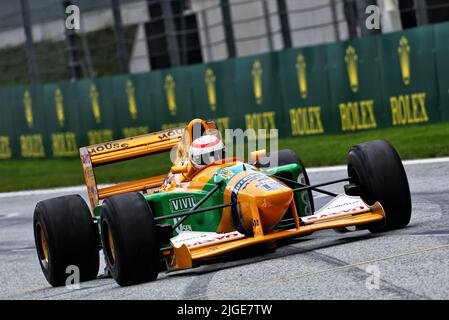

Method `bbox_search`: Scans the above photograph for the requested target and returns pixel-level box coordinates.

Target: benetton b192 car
[33,119,411,286]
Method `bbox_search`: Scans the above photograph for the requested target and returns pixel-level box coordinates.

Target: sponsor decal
[164,74,177,116]
[80,148,92,167]
[205,68,217,111]
[289,106,324,136]
[244,112,277,139]
[345,46,359,93]
[20,134,45,158]
[55,88,65,128]
[252,60,263,105]
[89,185,98,204]
[218,168,234,180]
[254,176,285,191]
[0,136,11,159]
[87,129,113,146]
[88,142,129,154]
[302,194,370,223]
[389,92,428,126]
[157,128,184,140]
[90,84,101,124]
[24,90,33,128]
[296,54,307,99]
[126,80,138,120]
[173,217,192,234]
[170,231,244,249]
[51,132,78,157]
[339,100,377,131]
[398,36,411,86]
[169,195,196,213]
[232,172,286,192]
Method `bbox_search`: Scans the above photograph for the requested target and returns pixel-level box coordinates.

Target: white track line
[1,157,449,198]
[0,185,111,199]
[308,156,449,173]
[307,165,346,173]
[0,212,21,218]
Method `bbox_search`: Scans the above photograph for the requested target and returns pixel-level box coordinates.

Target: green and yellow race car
[33,119,411,286]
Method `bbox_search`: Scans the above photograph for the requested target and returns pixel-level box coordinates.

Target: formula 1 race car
[33,119,412,286]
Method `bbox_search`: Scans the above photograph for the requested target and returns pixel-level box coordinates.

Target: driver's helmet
[189,135,225,169]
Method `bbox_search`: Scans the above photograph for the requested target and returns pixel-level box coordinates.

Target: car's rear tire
[33,195,100,287]
[346,140,411,232]
[100,192,159,286]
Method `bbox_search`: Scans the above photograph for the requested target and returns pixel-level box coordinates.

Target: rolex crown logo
[398,36,411,86]
[55,88,65,128]
[24,90,33,128]
[345,46,359,93]
[164,74,177,116]
[126,80,138,120]
[90,84,101,124]
[205,68,217,111]
[252,60,263,105]
[296,54,307,99]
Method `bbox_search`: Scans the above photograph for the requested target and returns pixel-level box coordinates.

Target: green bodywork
[93,162,311,236]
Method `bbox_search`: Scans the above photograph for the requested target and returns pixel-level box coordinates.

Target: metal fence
[0,0,448,86]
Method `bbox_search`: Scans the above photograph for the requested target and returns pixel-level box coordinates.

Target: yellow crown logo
[252,60,263,105]
[398,36,411,85]
[55,88,65,128]
[345,46,359,93]
[126,80,138,120]
[90,84,101,124]
[205,68,217,111]
[23,90,33,128]
[296,54,308,99]
[164,74,177,116]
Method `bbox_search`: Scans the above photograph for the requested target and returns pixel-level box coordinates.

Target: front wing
[167,194,386,270]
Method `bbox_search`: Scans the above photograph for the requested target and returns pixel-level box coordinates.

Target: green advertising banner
[190,60,239,140]
[0,87,14,159]
[157,66,197,131]
[110,74,151,139]
[434,22,449,122]
[132,72,165,134]
[0,22,448,159]
[379,25,440,127]
[278,45,332,136]
[233,53,282,139]
[11,85,49,158]
[76,78,117,147]
[42,82,83,157]
[327,36,386,133]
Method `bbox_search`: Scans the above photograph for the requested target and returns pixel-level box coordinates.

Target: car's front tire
[33,195,100,287]
[346,140,412,232]
[100,192,160,286]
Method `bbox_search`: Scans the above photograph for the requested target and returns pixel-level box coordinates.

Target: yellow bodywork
[78,118,387,272]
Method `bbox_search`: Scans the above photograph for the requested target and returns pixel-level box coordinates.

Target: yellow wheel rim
[108,229,116,261]
[40,228,48,262]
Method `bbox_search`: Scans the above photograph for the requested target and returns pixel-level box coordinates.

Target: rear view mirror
[171,164,188,174]
[249,149,267,163]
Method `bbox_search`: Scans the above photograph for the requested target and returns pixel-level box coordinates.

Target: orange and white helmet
[189,135,226,169]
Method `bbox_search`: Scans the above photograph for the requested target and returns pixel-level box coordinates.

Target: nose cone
[256,187,293,230]
[224,171,294,234]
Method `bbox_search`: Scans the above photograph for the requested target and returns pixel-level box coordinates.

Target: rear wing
[80,122,217,210]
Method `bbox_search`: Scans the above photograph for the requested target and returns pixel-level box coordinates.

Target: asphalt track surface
[1,158,449,300]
